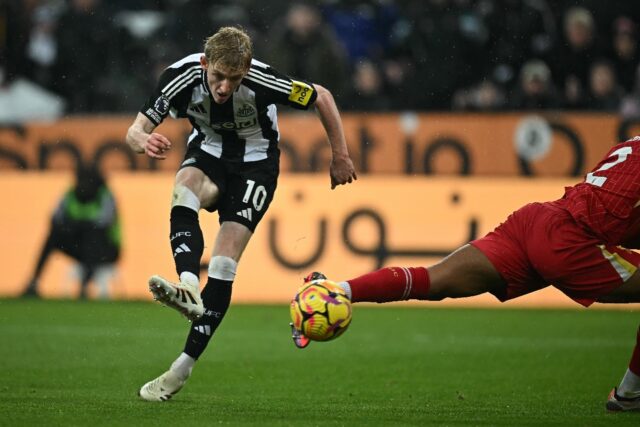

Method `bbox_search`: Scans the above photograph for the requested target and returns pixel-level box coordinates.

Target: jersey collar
[201,69,211,96]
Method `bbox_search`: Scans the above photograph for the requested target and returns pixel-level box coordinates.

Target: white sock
[170,352,195,381]
[618,368,640,398]
[338,281,352,300]
[179,272,200,290]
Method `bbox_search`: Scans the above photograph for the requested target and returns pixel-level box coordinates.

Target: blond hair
[204,26,253,72]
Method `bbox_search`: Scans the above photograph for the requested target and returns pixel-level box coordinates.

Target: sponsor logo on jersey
[211,118,258,130]
[154,95,170,115]
[289,80,313,106]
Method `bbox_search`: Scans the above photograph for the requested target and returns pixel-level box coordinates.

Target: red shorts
[471,202,640,306]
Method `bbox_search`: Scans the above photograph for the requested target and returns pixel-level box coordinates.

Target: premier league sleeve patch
[154,95,171,116]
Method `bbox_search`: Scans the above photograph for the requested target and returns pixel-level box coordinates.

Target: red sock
[629,326,640,376]
[347,266,430,303]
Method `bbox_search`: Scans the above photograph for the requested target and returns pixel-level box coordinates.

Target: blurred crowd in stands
[2,0,640,119]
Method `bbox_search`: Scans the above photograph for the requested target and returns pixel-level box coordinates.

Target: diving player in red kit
[300,136,640,411]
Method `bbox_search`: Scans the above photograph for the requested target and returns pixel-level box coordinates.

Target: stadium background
[2,0,640,306]
[4,2,640,426]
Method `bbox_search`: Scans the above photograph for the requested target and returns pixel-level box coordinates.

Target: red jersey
[557,136,640,248]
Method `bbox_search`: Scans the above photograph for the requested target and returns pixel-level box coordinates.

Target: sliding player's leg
[598,269,640,411]
[338,244,505,303]
[336,203,554,304]
[292,244,507,349]
[607,325,640,411]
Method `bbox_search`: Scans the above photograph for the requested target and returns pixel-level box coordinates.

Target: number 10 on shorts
[242,179,267,211]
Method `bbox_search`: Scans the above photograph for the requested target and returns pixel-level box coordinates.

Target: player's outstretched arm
[126,113,172,160]
[313,84,357,189]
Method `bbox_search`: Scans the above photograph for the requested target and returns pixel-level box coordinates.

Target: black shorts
[179,146,279,232]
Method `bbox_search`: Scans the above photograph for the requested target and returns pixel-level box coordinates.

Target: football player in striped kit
[126,26,356,401]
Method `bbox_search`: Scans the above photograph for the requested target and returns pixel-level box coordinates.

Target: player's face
[201,56,247,104]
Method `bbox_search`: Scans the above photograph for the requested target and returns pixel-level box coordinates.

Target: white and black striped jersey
[141,54,318,163]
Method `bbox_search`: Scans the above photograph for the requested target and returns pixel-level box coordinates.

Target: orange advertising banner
[3,172,639,309]
[1,113,640,176]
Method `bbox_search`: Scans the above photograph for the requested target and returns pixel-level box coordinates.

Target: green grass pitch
[1,299,639,426]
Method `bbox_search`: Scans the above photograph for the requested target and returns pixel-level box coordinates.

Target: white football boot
[148,275,204,321]
[138,370,186,402]
[607,387,640,411]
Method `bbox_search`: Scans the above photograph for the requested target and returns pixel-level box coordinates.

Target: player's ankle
[618,368,640,397]
[338,281,352,300]
[180,272,200,290]
[617,387,640,399]
[170,352,195,381]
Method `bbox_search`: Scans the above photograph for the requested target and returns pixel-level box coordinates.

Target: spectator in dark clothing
[553,0,640,40]
[343,59,390,111]
[52,0,119,112]
[0,0,32,84]
[25,3,62,90]
[552,7,606,109]
[586,59,625,111]
[378,54,424,111]
[620,65,640,118]
[397,0,482,109]
[510,59,561,110]
[22,166,121,299]
[264,2,349,101]
[164,0,257,54]
[162,0,217,53]
[452,79,507,111]
[608,16,639,93]
[483,0,556,88]
[321,0,399,63]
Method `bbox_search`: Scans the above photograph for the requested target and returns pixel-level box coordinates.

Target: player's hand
[330,156,357,189]
[143,133,172,159]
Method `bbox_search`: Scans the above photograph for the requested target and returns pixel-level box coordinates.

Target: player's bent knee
[208,256,237,281]
[427,267,462,300]
[175,169,220,209]
[172,184,200,211]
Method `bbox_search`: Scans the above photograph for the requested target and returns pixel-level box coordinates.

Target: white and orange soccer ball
[290,278,352,342]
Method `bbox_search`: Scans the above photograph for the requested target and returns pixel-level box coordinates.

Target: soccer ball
[290,279,352,342]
